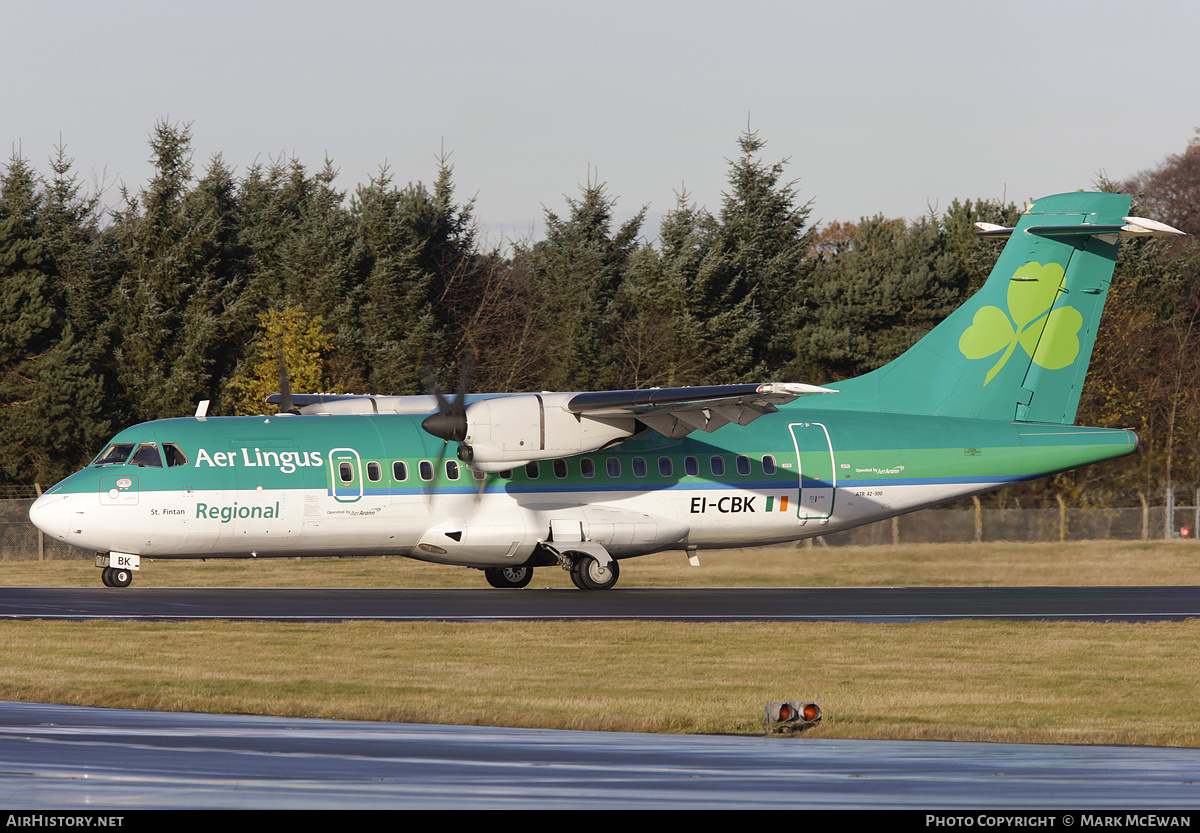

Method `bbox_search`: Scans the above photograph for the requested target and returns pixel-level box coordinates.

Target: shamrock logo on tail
[958,261,1082,386]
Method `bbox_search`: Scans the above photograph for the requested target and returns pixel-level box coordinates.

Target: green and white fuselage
[28,191,1175,588]
[33,409,1135,560]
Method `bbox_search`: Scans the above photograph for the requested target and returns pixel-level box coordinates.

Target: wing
[265,393,496,415]
[566,382,835,438]
[269,383,836,472]
[452,382,836,472]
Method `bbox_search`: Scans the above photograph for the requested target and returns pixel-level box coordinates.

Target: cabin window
[525,461,540,479]
[393,461,408,481]
[94,443,134,466]
[367,462,382,482]
[131,444,163,468]
[499,469,513,479]
[162,443,189,467]
[580,457,595,478]
[710,456,725,476]
[446,460,460,480]
[658,456,673,477]
[472,468,485,481]
[553,458,568,479]
[419,461,434,481]
[339,461,354,482]
[736,455,751,476]
[632,457,647,477]
[606,457,621,477]
[762,455,777,475]
[684,456,698,476]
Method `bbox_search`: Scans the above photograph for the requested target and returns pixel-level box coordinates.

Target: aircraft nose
[29,491,69,537]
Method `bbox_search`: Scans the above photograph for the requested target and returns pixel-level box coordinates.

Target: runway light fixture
[764,700,821,733]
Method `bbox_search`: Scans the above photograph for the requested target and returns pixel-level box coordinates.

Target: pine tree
[797,200,1012,383]
[698,129,815,378]
[108,121,245,419]
[0,154,110,484]
[515,179,645,390]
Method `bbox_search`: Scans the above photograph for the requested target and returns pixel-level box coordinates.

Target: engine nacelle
[460,393,635,473]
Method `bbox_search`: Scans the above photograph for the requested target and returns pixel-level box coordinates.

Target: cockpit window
[93,441,187,468]
[131,443,163,468]
[94,443,135,466]
[162,443,189,467]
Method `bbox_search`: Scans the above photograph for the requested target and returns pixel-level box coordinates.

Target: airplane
[28,191,1185,589]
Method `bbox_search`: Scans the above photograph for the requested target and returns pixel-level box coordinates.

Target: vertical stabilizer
[831,191,1132,424]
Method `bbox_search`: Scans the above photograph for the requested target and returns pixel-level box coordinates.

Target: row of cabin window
[346,455,780,484]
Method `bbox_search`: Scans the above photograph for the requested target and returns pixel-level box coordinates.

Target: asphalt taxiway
[1,585,1198,622]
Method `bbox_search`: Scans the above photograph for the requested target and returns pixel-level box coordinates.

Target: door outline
[328,447,364,503]
[788,422,836,524]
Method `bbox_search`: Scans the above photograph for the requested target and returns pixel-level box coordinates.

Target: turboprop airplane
[28,191,1184,589]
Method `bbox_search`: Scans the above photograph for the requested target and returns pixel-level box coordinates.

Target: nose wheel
[101,567,132,588]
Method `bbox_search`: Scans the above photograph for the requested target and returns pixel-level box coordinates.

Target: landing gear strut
[484,566,533,589]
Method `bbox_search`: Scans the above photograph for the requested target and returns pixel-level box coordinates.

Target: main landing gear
[569,553,619,591]
[100,567,132,587]
[484,565,533,589]
[481,551,621,590]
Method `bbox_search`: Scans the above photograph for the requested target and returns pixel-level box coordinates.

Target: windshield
[131,443,163,468]
[93,443,135,466]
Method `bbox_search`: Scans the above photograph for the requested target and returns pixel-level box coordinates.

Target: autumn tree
[225,304,334,414]
[1124,129,1200,237]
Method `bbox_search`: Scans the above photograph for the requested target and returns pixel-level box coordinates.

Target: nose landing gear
[100,567,132,587]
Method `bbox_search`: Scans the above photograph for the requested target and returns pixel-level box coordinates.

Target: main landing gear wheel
[101,567,132,588]
[569,555,619,591]
[484,566,533,589]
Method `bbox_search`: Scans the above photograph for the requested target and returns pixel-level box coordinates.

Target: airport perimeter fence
[4,486,1200,561]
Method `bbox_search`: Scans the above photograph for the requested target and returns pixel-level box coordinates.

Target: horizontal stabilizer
[974,216,1185,242]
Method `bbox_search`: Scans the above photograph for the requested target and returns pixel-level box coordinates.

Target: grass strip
[8,539,1200,588]
[2,618,1197,746]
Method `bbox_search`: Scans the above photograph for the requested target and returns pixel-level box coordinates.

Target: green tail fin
[832,191,1132,424]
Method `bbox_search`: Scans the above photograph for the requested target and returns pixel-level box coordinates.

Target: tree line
[2,120,1197,504]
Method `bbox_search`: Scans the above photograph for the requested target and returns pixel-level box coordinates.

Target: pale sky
[5,0,1198,247]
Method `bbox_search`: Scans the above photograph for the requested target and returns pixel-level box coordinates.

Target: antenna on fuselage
[195,400,210,420]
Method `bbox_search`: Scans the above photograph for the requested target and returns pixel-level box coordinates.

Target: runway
[1,585,1198,622]
[3,700,1199,809]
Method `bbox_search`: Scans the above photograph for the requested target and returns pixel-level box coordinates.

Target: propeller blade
[420,350,478,505]
[277,347,298,414]
[424,442,451,508]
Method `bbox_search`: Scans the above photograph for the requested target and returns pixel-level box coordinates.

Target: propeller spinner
[418,355,484,503]
[420,355,474,445]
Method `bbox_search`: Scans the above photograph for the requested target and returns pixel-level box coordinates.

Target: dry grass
[10,538,1200,588]
[1,618,1196,745]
